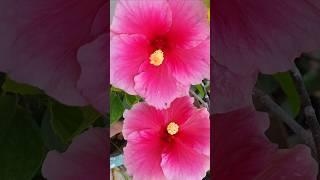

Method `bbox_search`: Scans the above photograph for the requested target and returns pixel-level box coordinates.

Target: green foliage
[194,84,205,98]
[273,72,301,117]
[0,95,45,180]
[110,87,141,125]
[125,93,139,106]
[2,77,42,95]
[49,102,100,144]
[304,70,320,92]
[110,91,125,124]
[41,109,67,152]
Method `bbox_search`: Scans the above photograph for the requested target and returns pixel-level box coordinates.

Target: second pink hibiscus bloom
[123,96,210,180]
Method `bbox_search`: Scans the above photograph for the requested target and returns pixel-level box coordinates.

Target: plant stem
[189,89,208,110]
[290,65,320,163]
[253,88,317,158]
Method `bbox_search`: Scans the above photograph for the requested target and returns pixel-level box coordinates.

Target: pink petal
[90,2,108,37]
[122,102,165,139]
[0,0,106,106]
[77,34,107,114]
[161,139,209,180]
[168,40,210,85]
[134,62,189,109]
[111,0,172,39]
[213,108,276,179]
[212,59,257,113]
[164,96,195,125]
[42,128,107,180]
[166,0,209,49]
[257,145,318,180]
[179,108,210,156]
[213,0,320,75]
[124,131,166,180]
[213,108,318,179]
[110,34,151,95]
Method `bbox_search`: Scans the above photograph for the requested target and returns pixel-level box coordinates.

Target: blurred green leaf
[2,77,42,95]
[304,71,320,92]
[0,95,45,180]
[110,91,125,124]
[273,72,301,117]
[256,74,279,94]
[41,109,66,151]
[49,102,99,144]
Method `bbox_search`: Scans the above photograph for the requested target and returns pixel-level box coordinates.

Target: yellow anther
[150,49,164,66]
[167,122,179,135]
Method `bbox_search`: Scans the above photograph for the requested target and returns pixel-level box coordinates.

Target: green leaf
[195,84,205,98]
[2,77,42,95]
[273,72,301,117]
[41,109,66,151]
[0,95,45,180]
[49,102,99,144]
[256,74,279,94]
[124,93,139,106]
[110,91,125,124]
[111,86,122,92]
[303,71,320,92]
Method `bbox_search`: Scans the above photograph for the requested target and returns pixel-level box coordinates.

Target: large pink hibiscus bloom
[42,128,107,180]
[213,0,320,75]
[123,96,210,180]
[212,0,320,113]
[111,0,209,109]
[0,0,108,113]
[213,107,318,179]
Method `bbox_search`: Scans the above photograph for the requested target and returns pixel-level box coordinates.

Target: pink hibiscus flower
[213,0,320,75]
[123,96,210,180]
[42,128,107,180]
[213,107,318,179]
[111,0,210,108]
[0,0,108,113]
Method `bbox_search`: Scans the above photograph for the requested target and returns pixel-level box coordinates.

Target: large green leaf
[41,109,66,152]
[2,77,42,95]
[110,91,125,124]
[273,72,301,117]
[0,95,44,180]
[49,102,100,144]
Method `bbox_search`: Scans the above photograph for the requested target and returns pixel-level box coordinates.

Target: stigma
[150,49,164,66]
[167,122,179,135]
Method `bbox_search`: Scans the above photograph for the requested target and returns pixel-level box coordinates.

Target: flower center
[167,122,179,135]
[150,49,164,66]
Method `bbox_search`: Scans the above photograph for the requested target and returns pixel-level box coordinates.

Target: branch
[290,65,320,161]
[201,80,210,108]
[189,89,209,110]
[253,88,317,158]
